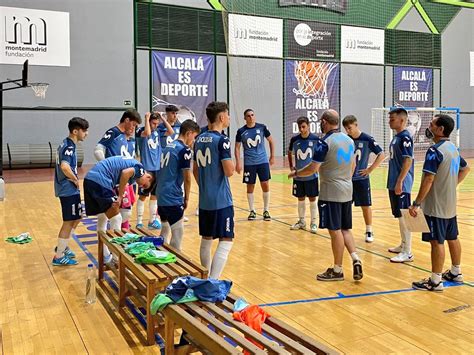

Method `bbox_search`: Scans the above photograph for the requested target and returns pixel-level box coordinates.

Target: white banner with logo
[0,6,70,66]
[228,14,283,58]
[341,26,384,65]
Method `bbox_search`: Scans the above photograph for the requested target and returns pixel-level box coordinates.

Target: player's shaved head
[321,109,339,126]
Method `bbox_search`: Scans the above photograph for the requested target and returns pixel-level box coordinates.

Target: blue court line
[75,233,97,239]
[258,282,468,308]
[72,233,165,349]
[81,240,98,246]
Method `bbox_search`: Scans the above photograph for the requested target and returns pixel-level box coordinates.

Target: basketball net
[30,83,49,99]
[293,61,338,99]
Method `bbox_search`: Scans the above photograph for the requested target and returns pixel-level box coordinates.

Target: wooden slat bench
[97,228,207,345]
[162,293,339,355]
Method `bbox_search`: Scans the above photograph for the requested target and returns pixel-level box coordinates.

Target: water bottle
[0,177,5,201]
[85,264,97,304]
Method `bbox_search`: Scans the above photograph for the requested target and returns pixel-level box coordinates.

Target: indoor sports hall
[1,1,473,354]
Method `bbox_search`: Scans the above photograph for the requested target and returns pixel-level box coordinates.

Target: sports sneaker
[195,208,199,216]
[316,268,344,281]
[183,216,189,222]
[136,223,144,228]
[148,219,162,230]
[365,232,374,243]
[52,255,78,266]
[390,252,414,263]
[353,260,363,281]
[248,210,257,221]
[263,211,271,221]
[388,244,403,253]
[412,278,443,292]
[310,223,318,234]
[104,253,113,265]
[442,270,463,282]
[290,220,306,230]
[55,246,76,259]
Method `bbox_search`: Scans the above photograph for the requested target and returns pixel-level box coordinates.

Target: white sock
[431,272,442,284]
[263,191,270,212]
[310,201,317,223]
[350,252,360,262]
[200,238,213,271]
[97,213,108,232]
[451,265,461,275]
[120,208,131,224]
[136,199,145,224]
[56,238,69,258]
[333,264,343,273]
[149,199,158,222]
[209,241,233,279]
[298,200,305,220]
[366,225,373,233]
[398,217,412,253]
[247,193,254,212]
[109,214,123,230]
[161,221,171,244]
[170,220,184,251]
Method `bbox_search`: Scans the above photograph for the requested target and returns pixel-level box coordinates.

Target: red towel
[233,305,270,354]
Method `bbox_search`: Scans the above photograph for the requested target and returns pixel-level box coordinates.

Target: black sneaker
[248,210,257,220]
[412,278,443,292]
[263,211,271,221]
[353,260,363,281]
[442,270,463,282]
[316,268,344,281]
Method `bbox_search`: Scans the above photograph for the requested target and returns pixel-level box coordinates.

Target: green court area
[272,165,474,192]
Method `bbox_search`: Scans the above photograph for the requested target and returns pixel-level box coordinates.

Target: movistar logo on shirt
[246,135,261,148]
[120,145,133,159]
[403,141,412,148]
[296,147,312,160]
[450,157,460,176]
[223,141,231,150]
[161,151,170,168]
[103,133,111,140]
[184,151,192,160]
[196,148,212,167]
[147,137,159,150]
[336,146,353,165]
[64,149,73,156]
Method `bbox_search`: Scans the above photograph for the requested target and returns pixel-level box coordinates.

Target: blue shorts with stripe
[243,163,271,184]
[422,215,458,244]
[388,190,411,218]
[292,178,319,198]
[199,206,234,239]
[318,200,352,231]
[352,179,371,207]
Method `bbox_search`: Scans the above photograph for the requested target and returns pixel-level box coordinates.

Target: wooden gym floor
[0,161,473,354]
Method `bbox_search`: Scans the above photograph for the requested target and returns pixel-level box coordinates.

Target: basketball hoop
[30,83,49,99]
[293,61,338,99]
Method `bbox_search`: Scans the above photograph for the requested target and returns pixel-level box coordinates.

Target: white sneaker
[365,232,374,243]
[310,223,317,234]
[195,208,199,216]
[388,244,402,253]
[290,220,306,230]
[183,216,189,222]
[390,252,414,263]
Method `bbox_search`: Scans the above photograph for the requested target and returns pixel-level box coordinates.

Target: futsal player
[158,105,181,149]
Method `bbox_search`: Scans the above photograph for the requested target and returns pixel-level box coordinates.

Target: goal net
[371,107,460,163]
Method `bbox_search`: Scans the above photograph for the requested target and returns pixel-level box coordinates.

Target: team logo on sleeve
[403,140,412,148]
[196,148,212,167]
[64,149,74,156]
[246,135,261,148]
[183,151,192,160]
[222,141,231,150]
[296,148,312,160]
[103,133,112,140]
[138,167,145,177]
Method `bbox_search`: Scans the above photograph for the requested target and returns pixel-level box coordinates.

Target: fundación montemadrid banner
[393,66,433,107]
[0,6,70,66]
[152,51,215,127]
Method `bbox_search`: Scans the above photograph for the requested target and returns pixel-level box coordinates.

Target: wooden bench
[162,293,338,354]
[97,228,207,345]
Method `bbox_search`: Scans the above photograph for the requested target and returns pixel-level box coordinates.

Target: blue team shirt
[54,137,79,197]
[200,126,226,136]
[194,131,233,210]
[85,157,145,190]
[423,141,467,175]
[351,132,383,181]
[97,126,128,158]
[156,140,192,206]
[126,137,136,159]
[289,133,321,181]
[387,130,414,193]
[136,127,161,171]
[158,122,181,149]
[235,123,271,166]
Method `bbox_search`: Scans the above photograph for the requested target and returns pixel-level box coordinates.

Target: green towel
[124,242,155,256]
[150,290,198,314]
[110,232,141,245]
[135,249,177,264]
[5,233,32,244]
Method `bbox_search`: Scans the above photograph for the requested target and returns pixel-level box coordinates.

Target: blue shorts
[389,190,411,218]
[353,179,371,207]
[83,179,117,216]
[318,200,352,231]
[138,170,158,196]
[292,178,319,198]
[158,205,184,226]
[59,194,82,221]
[243,163,271,184]
[199,206,234,239]
[422,215,458,244]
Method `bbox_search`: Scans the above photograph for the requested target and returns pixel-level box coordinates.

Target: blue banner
[394,66,433,107]
[152,51,215,127]
[284,60,340,145]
